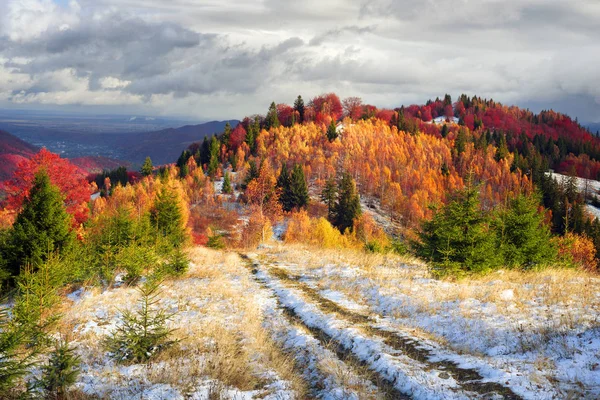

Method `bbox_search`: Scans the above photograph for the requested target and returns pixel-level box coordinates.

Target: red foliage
[229,124,247,151]
[276,104,296,127]
[3,149,91,225]
[310,93,343,122]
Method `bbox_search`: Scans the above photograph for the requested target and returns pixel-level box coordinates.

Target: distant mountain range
[117,120,238,164]
[0,130,37,183]
[0,119,238,187]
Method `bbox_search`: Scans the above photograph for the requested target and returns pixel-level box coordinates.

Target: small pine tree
[440,124,449,138]
[327,119,338,142]
[334,173,361,233]
[104,278,177,363]
[6,170,75,278]
[276,163,292,211]
[265,102,280,130]
[161,247,189,276]
[0,299,37,397]
[321,177,337,222]
[242,160,259,190]
[289,164,309,210]
[222,172,233,194]
[415,186,500,277]
[294,95,305,123]
[207,136,220,179]
[34,339,81,399]
[140,156,153,177]
[495,193,556,267]
[151,186,186,247]
[455,128,467,155]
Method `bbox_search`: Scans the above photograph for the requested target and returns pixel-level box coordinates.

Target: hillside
[0,130,38,184]
[119,120,239,165]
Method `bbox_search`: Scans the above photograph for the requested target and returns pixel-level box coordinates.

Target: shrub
[160,247,189,277]
[104,278,177,363]
[207,234,226,250]
[33,339,80,399]
[557,233,597,271]
[115,243,158,285]
[0,301,37,397]
[415,186,500,277]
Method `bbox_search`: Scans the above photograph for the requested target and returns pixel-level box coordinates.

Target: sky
[0,0,599,122]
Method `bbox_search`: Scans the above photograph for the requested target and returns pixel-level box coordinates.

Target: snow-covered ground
[256,244,600,399]
[61,247,390,399]
[39,243,600,398]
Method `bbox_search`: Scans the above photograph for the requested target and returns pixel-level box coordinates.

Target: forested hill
[120,120,239,165]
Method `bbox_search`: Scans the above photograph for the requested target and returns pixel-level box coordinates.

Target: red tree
[229,124,247,151]
[3,149,91,225]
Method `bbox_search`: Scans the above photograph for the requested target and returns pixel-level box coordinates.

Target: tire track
[240,253,405,399]
[254,254,523,400]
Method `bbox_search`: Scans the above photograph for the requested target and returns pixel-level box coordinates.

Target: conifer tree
[276,163,292,211]
[415,185,499,276]
[176,150,191,178]
[222,122,232,145]
[6,170,74,278]
[321,177,337,222]
[494,193,556,267]
[455,127,467,155]
[242,159,259,190]
[440,124,449,138]
[294,95,305,123]
[207,136,220,178]
[265,102,280,130]
[334,173,361,233]
[140,156,153,177]
[327,119,338,142]
[222,171,233,194]
[151,186,186,247]
[289,164,309,210]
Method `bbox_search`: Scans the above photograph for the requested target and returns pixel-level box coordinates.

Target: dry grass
[60,246,309,398]
[261,243,600,357]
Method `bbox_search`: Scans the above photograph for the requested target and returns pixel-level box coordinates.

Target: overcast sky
[1,0,599,122]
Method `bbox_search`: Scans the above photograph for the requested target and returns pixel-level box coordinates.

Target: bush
[207,234,226,250]
[115,242,158,285]
[104,278,177,363]
[33,339,80,399]
[415,186,500,277]
[0,301,37,398]
[160,247,189,277]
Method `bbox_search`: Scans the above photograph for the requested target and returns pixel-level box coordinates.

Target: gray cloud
[0,0,599,122]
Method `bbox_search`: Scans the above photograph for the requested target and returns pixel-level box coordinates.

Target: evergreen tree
[294,95,305,123]
[140,156,153,177]
[289,164,309,210]
[104,279,177,363]
[321,177,337,222]
[415,185,500,277]
[440,124,449,138]
[222,122,232,145]
[265,102,280,130]
[35,339,81,399]
[455,127,467,155]
[176,150,191,178]
[494,193,556,267]
[242,159,259,190]
[276,163,292,211]
[5,170,74,278]
[327,119,338,142]
[495,134,509,161]
[222,171,233,194]
[151,186,186,247]
[334,173,361,233]
[207,136,220,178]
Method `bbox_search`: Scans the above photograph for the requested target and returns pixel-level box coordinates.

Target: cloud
[0,0,599,121]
